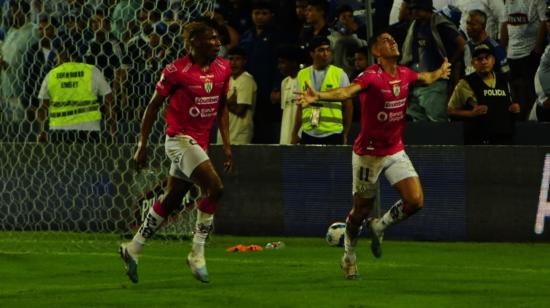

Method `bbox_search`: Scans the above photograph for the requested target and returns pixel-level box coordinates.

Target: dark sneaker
[368,218,384,258]
[119,243,139,283]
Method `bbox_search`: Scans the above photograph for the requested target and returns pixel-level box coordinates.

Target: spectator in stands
[292,36,353,145]
[388,0,413,52]
[36,41,115,143]
[390,0,454,25]
[294,0,309,35]
[212,9,240,58]
[277,45,303,144]
[448,44,520,144]
[22,14,60,121]
[350,46,370,122]
[500,0,547,120]
[120,8,156,121]
[328,5,367,77]
[400,0,465,122]
[238,0,283,144]
[299,0,331,50]
[219,0,252,34]
[529,14,550,122]
[59,9,90,58]
[352,46,369,77]
[110,0,141,42]
[463,9,509,77]
[453,0,506,41]
[217,47,257,144]
[0,1,36,123]
[84,7,123,83]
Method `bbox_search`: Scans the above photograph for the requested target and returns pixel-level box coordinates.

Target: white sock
[130,207,165,255]
[344,218,362,256]
[379,200,406,231]
[191,210,214,259]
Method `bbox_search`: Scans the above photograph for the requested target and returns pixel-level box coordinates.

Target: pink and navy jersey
[156,55,231,150]
[352,64,418,156]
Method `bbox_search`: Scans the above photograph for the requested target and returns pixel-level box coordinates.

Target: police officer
[37,41,115,143]
[448,44,521,144]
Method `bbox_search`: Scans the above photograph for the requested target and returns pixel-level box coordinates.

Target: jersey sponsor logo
[483,89,507,97]
[377,111,388,122]
[189,106,216,118]
[507,13,528,26]
[189,106,201,117]
[388,111,404,122]
[384,98,406,109]
[195,96,219,105]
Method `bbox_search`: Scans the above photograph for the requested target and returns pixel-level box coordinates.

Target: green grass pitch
[1,232,549,307]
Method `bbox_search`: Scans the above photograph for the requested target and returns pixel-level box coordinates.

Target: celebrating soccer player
[297,32,450,280]
[119,21,232,284]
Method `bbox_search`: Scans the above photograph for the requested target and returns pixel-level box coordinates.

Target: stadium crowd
[0,0,549,145]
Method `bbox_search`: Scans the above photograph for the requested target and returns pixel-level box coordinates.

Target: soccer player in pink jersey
[119,21,232,284]
[297,32,451,280]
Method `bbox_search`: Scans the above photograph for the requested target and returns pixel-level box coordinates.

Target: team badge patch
[204,80,213,93]
[392,84,400,97]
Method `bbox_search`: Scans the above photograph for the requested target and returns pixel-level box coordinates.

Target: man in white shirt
[454,0,506,40]
[500,0,547,119]
[217,47,257,144]
[276,45,303,144]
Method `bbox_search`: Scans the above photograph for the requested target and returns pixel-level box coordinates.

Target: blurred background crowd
[0,0,549,145]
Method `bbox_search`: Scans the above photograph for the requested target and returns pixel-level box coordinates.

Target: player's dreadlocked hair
[183,21,214,50]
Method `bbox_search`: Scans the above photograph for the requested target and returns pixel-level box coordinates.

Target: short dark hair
[336,5,353,17]
[308,36,331,52]
[58,41,80,61]
[367,31,388,53]
[307,0,327,15]
[227,46,247,58]
[252,0,273,12]
[354,46,369,57]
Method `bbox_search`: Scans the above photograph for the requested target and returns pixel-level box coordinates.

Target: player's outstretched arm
[417,57,451,85]
[296,81,361,107]
[134,91,165,170]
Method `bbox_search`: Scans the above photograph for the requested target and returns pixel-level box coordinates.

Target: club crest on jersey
[392,84,400,96]
[204,80,213,93]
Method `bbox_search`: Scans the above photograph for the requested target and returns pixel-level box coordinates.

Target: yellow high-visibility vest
[297,65,344,134]
[47,62,101,129]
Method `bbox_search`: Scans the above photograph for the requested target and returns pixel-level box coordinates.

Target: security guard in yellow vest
[292,36,353,145]
[37,42,115,143]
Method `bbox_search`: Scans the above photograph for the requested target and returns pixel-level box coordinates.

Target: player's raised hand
[295,81,319,107]
[440,57,451,80]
